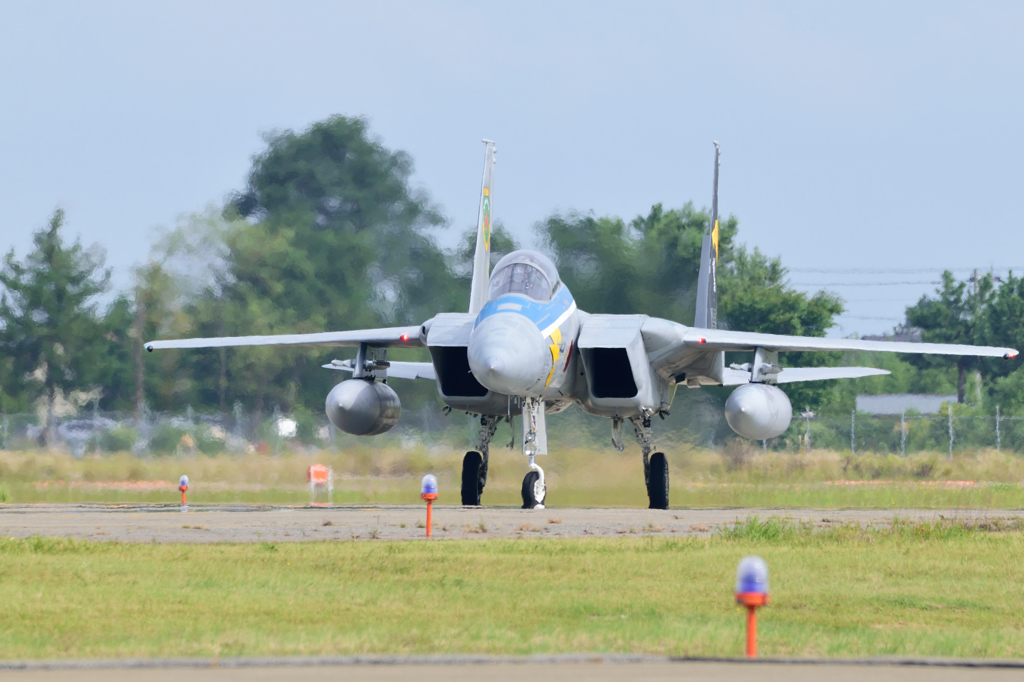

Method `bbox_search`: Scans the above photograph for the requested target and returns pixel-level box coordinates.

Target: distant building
[856,394,957,415]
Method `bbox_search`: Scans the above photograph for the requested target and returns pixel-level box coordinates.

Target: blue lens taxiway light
[735,555,769,594]
[179,475,189,488]
[421,474,438,496]
[735,555,769,658]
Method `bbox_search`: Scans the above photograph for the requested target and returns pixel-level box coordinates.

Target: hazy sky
[2,1,1022,336]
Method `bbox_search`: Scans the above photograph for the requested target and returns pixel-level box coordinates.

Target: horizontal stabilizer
[322,360,436,381]
[145,326,423,352]
[722,366,890,386]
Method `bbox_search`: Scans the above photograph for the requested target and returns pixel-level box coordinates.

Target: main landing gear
[461,416,502,506]
[618,415,669,510]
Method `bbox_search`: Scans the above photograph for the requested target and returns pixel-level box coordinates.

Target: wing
[683,328,1018,359]
[721,366,891,386]
[322,360,437,381]
[144,326,424,352]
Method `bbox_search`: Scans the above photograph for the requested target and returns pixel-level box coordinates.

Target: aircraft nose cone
[484,355,505,377]
[468,313,550,396]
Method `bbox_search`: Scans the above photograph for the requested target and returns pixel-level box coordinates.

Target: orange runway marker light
[421,474,438,538]
[735,556,770,659]
[307,464,333,507]
[178,475,189,512]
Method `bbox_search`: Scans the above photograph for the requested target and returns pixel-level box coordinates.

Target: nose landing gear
[520,397,548,509]
[521,455,546,509]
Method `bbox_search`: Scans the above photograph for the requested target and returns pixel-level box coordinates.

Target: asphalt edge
[2,654,1024,670]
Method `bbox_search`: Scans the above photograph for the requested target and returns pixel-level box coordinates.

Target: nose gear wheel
[521,470,546,509]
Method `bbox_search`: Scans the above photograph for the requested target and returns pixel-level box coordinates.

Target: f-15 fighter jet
[146,141,1018,510]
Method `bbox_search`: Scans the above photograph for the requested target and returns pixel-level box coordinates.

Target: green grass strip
[1,521,1024,660]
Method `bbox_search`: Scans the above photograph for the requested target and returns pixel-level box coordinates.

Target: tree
[905,271,994,403]
[537,202,738,322]
[227,115,449,328]
[168,116,457,418]
[537,204,844,411]
[979,271,1024,412]
[0,209,111,443]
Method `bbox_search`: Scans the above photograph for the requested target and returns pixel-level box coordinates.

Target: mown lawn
[1,519,1023,660]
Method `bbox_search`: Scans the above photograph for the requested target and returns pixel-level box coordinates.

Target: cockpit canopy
[488,250,560,302]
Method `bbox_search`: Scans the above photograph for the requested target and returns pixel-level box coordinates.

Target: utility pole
[850,410,856,455]
[996,405,1001,452]
[901,411,906,457]
[948,405,954,461]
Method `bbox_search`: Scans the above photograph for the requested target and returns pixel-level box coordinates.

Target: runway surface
[1,503,1021,543]
[2,656,1024,682]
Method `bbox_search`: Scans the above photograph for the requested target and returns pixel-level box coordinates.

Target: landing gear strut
[461,415,501,506]
[520,398,548,509]
[631,415,669,509]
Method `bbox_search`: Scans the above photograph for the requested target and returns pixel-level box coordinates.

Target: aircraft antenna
[711,141,720,238]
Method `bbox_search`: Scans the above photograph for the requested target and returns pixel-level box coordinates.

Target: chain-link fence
[2,402,1021,458]
[0,403,345,457]
[776,408,1024,457]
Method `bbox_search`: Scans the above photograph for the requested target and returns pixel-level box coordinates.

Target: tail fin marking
[694,141,721,329]
[468,139,497,315]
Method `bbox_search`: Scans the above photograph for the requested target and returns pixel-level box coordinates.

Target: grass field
[0,518,1023,660]
[4,445,1024,508]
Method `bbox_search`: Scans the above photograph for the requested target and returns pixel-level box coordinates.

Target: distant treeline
[2,115,1022,443]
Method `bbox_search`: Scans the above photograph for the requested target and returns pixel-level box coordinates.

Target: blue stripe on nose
[475,286,575,333]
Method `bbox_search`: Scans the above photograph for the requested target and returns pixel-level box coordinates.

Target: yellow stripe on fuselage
[545,327,562,387]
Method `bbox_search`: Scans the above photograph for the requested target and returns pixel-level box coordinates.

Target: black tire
[461,451,483,506]
[647,452,669,510]
[521,471,545,509]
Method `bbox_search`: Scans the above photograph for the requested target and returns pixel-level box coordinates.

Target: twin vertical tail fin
[694,141,721,329]
[468,139,497,315]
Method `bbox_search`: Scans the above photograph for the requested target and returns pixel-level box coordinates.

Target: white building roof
[856,394,958,415]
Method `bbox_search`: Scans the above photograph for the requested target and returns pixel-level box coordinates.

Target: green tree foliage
[537,205,845,413]
[228,115,449,326]
[905,271,994,403]
[980,272,1024,412]
[538,202,738,323]
[0,210,111,438]
[178,116,454,419]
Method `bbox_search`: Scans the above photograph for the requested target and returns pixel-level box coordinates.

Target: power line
[789,266,1024,274]
[791,281,941,287]
[842,315,905,321]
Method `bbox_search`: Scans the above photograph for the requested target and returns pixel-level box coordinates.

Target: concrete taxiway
[0,503,1020,543]
[2,656,1024,682]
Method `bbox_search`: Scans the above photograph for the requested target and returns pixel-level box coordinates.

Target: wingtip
[1005,350,1019,360]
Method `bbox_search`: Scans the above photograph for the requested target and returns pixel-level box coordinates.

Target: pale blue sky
[2,1,1022,335]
